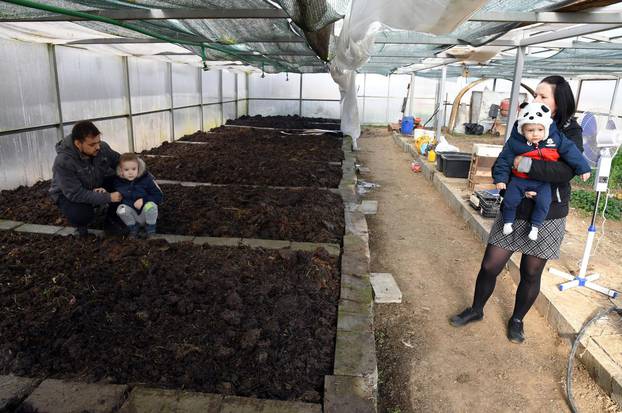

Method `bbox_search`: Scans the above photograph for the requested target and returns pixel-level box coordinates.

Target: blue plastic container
[401,116,415,134]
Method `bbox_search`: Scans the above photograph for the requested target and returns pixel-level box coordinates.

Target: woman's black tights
[471,244,548,320]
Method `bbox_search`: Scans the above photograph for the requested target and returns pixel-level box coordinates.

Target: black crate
[475,189,501,218]
[442,153,472,178]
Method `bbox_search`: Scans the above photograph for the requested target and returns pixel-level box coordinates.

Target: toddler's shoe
[145,224,157,239]
[528,226,539,241]
[502,223,514,235]
[127,224,139,239]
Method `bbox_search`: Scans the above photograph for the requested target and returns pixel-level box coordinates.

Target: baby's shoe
[127,224,139,239]
[528,226,539,241]
[503,223,514,235]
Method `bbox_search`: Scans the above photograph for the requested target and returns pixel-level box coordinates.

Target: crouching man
[49,121,124,237]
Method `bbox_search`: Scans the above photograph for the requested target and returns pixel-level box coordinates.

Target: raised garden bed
[0,181,344,243]
[0,231,339,402]
[148,156,342,188]
[226,115,340,130]
[143,134,343,163]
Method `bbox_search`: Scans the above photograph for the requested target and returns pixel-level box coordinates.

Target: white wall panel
[203,104,222,130]
[56,46,127,122]
[249,100,298,116]
[174,107,201,139]
[301,73,340,100]
[364,74,389,97]
[62,118,130,154]
[302,101,340,119]
[237,73,248,99]
[0,40,58,132]
[363,97,388,124]
[172,64,200,108]
[237,100,248,117]
[222,70,236,101]
[128,58,170,114]
[223,102,237,122]
[202,70,221,104]
[0,128,57,190]
[389,75,411,98]
[249,72,300,99]
[133,112,171,152]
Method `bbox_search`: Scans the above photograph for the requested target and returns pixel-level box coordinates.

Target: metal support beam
[66,37,305,45]
[0,8,289,22]
[122,56,135,152]
[299,73,303,116]
[199,68,204,131]
[169,63,175,142]
[219,70,224,126]
[48,44,64,141]
[435,66,447,141]
[609,77,621,119]
[520,24,622,46]
[470,11,622,24]
[407,73,415,116]
[505,46,526,141]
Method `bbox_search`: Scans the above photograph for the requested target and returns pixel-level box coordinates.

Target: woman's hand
[525,191,537,199]
[496,182,506,190]
[581,172,591,181]
[513,156,523,170]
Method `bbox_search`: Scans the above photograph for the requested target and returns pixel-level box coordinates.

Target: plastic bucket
[401,116,415,134]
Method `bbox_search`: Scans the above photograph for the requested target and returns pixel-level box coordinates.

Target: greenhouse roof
[0,0,622,78]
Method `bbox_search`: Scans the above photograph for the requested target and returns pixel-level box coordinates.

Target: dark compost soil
[225,115,340,130]
[0,231,339,402]
[144,134,343,163]
[147,156,342,188]
[0,182,344,243]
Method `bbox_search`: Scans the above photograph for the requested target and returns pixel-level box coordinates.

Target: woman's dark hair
[71,121,101,142]
[540,75,576,127]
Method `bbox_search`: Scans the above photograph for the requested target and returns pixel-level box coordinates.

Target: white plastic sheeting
[128,58,171,114]
[0,127,57,189]
[329,0,487,145]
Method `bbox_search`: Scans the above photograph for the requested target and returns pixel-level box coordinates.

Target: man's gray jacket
[49,135,120,205]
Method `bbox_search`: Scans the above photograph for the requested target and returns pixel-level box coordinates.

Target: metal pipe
[435,66,447,141]
[505,46,526,141]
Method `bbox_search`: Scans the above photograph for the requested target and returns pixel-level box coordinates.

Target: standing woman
[450,76,584,343]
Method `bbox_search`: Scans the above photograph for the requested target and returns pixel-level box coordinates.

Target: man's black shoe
[507,318,525,344]
[450,307,483,327]
[75,226,89,238]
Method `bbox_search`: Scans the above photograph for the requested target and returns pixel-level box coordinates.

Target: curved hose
[567,306,622,413]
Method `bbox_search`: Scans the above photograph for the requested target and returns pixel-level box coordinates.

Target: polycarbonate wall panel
[223,102,237,122]
[62,118,130,154]
[202,70,221,104]
[579,80,618,114]
[237,73,248,100]
[222,70,236,101]
[249,73,300,99]
[56,46,127,122]
[237,100,248,117]
[0,128,57,190]
[174,107,201,139]
[387,97,404,123]
[364,74,389,98]
[172,64,200,108]
[356,74,366,97]
[302,101,340,119]
[363,97,389,124]
[203,104,222,130]
[389,75,411,98]
[129,58,170,114]
[301,73,340,100]
[133,112,171,152]
[0,39,58,132]
[249,100,299,116]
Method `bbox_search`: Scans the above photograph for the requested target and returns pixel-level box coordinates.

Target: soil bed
[143,133,343,163]
[0,231,339,402]
[147,155,342,188]
[226,115,340,130]
[0,181,345,243]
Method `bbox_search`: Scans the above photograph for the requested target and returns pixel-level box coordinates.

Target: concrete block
[0,375,39,411]
[240,238,291,250]
[339,185,358,203]
[612,374,622,406]
[334,330,377,380]
[357,166,371,174]
[19,379,128,413]
[337,308,373,333]
[341,234,370,276]
[14,223,62,235]
[150,234,195,244]
[0,219,23,231]
[290,241,340,257]
[118,387,223,413]
[340,276,373,305]
[369,273,402,303]
[324,375,376,413]
[193,236,242,247]
[345,210,368,237]
[360,200,378,215]
[339,298,373,320]
[220,396,321,413]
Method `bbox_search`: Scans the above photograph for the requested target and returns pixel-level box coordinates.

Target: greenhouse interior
[2,1,622,412]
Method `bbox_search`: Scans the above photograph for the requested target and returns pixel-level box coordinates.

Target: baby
[493,102,590,240]
[113,153,163,238]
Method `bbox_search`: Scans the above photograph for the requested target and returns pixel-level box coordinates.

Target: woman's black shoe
[507,318,525,343]
[450,307,483,327]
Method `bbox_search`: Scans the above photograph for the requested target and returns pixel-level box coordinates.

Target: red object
[500,98,511,117]
[411,161,422,173]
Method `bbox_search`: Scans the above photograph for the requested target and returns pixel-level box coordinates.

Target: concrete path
[356,128,617,413]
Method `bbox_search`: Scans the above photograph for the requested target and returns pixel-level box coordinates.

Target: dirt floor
[0,231,339,402]
[356,127,620,413]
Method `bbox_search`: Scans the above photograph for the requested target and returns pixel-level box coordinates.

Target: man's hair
[540,75,576,127]
[71,121,101,142]
[119,152,139,166]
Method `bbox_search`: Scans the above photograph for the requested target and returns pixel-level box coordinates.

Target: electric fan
[549,112,621,298]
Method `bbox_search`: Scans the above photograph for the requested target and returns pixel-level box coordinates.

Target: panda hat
[516,101,553,139]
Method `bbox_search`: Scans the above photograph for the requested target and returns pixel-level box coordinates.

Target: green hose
[3,0,296,72]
